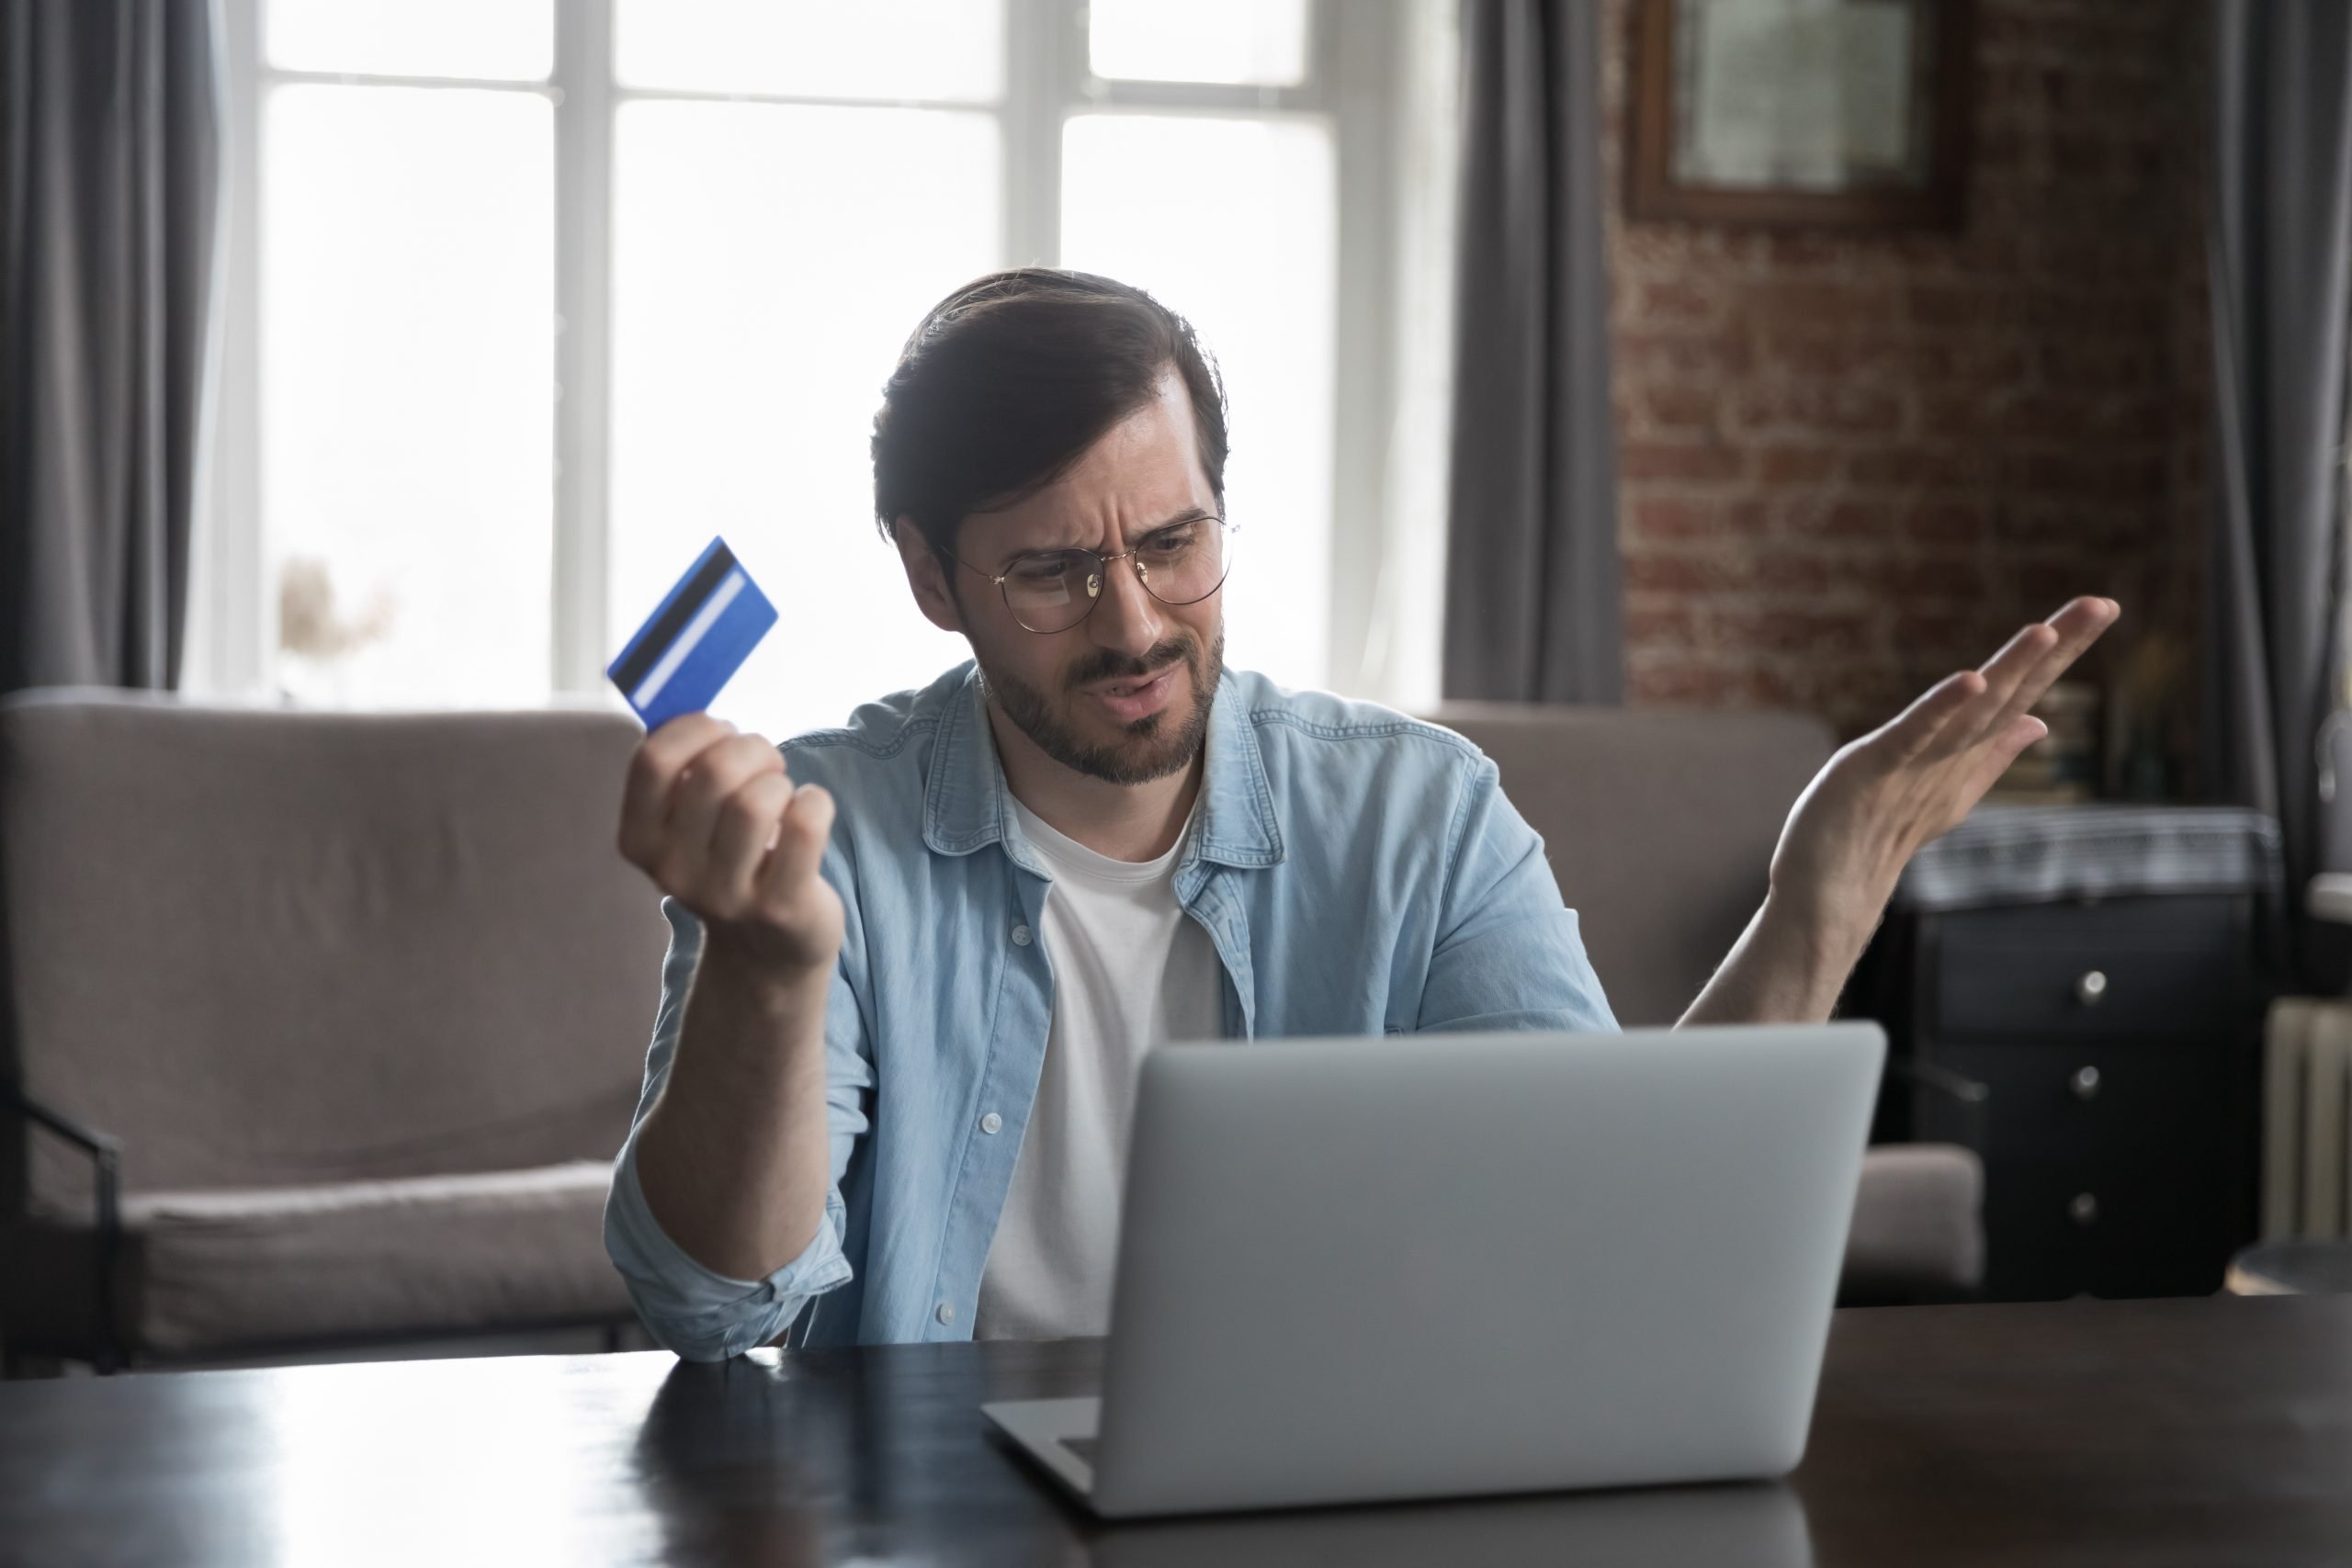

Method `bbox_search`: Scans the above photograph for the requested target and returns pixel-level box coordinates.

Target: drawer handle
[2070,1192,2099,1226]
[2075,970,2109,1008]
[2070,1066,2101,1100]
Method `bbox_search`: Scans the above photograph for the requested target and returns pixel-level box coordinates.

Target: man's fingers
[1968,597,2118,747]
[707,772,794,907]
[662,735,786,882]
[759,783,838,904]
[1971,621,2062,720]
[619,714,736,854]
[1884,669,1987,764]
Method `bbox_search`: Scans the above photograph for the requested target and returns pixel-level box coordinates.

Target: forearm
[1678,887,1877,1028]
[632,939,835,1282]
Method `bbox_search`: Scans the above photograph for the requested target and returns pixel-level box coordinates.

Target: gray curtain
[0,0,219,694]
[2203,0,2352,977]
[1443,0,1623,704]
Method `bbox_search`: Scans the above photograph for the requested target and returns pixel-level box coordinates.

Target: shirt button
[935,1302,956,1325]
[980,1111,1003,1134]
[1011,924,1033,947]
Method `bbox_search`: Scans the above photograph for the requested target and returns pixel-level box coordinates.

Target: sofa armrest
[6,1086,125,1370]
[1843,1144,1985,1304]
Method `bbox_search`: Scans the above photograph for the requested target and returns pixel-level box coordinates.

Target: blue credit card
[606,536,777,729]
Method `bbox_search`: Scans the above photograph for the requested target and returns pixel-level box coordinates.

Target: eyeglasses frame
[944,514,1237,635]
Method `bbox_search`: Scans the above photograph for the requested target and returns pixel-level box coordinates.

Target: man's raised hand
[1767,596,2122,946]
[616,714,843,977]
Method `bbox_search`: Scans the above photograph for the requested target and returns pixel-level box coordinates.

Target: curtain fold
[2203,0,2352,977]
[1442,0,1623,705]
[0,0,219,695]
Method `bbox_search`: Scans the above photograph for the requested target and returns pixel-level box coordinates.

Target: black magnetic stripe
[612,542,738,693]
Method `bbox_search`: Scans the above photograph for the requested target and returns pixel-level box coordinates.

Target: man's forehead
[971,399,1215,545]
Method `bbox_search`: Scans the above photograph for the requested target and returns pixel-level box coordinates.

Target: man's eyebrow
[999,507,1216,560]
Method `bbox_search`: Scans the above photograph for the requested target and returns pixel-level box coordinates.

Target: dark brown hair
[871,268,1228,568]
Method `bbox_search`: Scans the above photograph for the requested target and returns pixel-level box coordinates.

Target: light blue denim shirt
[603,663,1617,1359]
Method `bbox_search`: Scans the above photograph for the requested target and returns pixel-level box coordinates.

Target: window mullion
[551,0,618,694]
[1321,0,1401,696]
[191,0,268,696]
[1003,0,1080,266]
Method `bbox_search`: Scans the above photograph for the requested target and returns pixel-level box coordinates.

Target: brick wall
[1601,0,2208,739]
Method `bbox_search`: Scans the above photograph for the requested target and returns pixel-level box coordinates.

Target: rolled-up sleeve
[1416,755,1620,1035]
[603,895,870,1360]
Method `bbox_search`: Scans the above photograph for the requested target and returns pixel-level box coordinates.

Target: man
[604,268,2114,1359]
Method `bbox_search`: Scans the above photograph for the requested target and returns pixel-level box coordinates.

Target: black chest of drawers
[1861,807,2280,1302]
[1905,895,2263,1299]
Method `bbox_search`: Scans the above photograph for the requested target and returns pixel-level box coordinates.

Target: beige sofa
[0,691,1976,1373]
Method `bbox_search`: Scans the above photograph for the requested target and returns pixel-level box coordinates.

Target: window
[200,0,1448,733]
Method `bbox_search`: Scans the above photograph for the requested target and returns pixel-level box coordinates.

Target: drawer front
[1916,1043,2232,1165]
[1928,896,2249,1042]
[1979,1158,2235,1301]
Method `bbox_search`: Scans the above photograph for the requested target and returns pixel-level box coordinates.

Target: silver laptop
[983,1022,1884,1518]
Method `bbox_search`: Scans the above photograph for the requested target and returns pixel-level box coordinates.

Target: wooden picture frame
[1627,0,1973,231]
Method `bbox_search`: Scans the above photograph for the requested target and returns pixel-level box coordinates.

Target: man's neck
[986,700,1204,863]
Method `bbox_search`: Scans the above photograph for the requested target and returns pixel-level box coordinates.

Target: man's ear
[895,521,965,635]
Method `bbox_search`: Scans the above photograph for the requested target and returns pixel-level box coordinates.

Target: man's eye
[1141,526,1197,558]
[1009,555,1077,584]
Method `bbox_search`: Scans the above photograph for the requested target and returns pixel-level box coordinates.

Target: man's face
[917,372,1226,786]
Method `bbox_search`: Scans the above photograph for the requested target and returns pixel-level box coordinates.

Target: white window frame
[195,0,1433,705]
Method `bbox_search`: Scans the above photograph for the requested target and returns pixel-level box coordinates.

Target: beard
[978,623,1224,786]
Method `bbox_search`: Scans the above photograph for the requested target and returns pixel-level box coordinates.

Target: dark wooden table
[5,1295,2349,1566]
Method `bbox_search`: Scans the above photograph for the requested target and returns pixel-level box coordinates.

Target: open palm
[1770,597,2122,939]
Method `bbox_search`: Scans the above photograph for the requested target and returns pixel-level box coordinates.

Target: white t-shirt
[972,795,1224,1339]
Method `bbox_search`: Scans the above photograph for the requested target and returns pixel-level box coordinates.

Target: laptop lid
[1085,1023,1884,1517]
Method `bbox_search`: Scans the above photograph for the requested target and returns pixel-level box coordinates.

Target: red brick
[1619,441,1743,482]
[1623,604,1699,647]
[1747,279,1896,324]
[1755,446,1842,484]
[1623,548,1721,594]
[1857,556,1988,602]
[1713,607,1874,656]
[1640,382,1723,431]
[1615,329,1755,377]
[1907,283,2012,330]
[1751,552,1835,594]
[1783,498,1891,539]
[1631,496,1720,539]
[1637,276,1719,323]
[1628,660,1741,706]
[1847,447,1984,489]
[1734,383,1904,435]
[1917,390,1997,436]
[1906,501,1991,544]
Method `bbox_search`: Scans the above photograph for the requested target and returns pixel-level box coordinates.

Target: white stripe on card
[632,569,748,709]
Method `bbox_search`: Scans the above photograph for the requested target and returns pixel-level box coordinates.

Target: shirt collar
[922,662,1283,871]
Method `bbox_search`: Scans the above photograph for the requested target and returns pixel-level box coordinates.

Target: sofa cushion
[3,1162,631,1359]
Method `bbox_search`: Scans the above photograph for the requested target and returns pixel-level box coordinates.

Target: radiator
[2263,998,2352,1238]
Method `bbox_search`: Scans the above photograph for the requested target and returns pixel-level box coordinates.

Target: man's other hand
[1770,596,2122,949]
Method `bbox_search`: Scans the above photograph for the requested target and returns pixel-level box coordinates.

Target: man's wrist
[1757,884,1882,1007]
[695,929,834,1016]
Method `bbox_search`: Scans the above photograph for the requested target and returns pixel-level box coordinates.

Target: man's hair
[871,268,1228,568]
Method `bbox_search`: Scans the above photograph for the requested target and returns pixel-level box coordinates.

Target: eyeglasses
[948,515,1237,635]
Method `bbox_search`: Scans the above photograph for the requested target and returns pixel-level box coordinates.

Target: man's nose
[1087,557,1164,660]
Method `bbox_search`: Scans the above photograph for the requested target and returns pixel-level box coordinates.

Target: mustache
[1063,637,1197,691]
